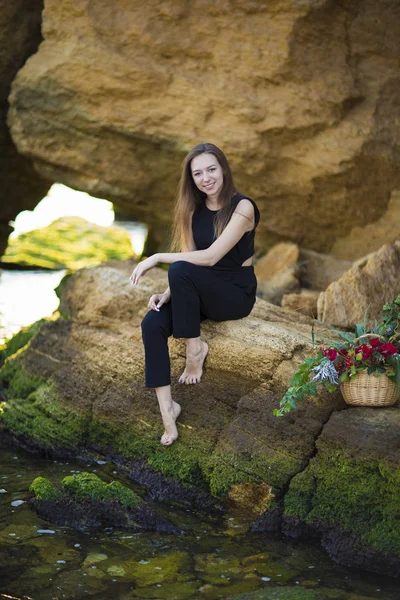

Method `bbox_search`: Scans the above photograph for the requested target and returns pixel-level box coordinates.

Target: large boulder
[0,260,344,505]
[0,0,49,256]
[6,0,400,256]
[282,408,400,577]
[317,241,400,328]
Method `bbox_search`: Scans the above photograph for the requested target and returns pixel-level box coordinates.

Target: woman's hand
[148,289,171,312]
[129,255,158,286]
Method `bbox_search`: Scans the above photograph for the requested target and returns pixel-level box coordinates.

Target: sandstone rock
[281,290,320,318]
[227,483,274,516]
[256,268,300,305]
[298,249,352,291]
[0,0,50,256]
[282,408,400,577]
[255,243,299,281]
[254,242,300,304]
[332,190,400,260]
[0,260,342,507]
[317,242,400,328]
[6,1,400,257]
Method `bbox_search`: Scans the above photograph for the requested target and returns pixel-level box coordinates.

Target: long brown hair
[170,143,237,251]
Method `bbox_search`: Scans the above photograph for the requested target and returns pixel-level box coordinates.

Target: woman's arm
[130,200,254,285]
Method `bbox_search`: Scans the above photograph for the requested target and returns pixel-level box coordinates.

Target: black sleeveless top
[192,192,260,268]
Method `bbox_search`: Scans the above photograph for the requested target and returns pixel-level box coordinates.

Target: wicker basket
[340,370,400,407]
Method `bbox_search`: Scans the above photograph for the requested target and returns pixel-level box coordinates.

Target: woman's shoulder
[232,192,260,226]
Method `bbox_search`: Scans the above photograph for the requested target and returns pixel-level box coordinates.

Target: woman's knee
[168,260,195,284]
[141,310,167,341]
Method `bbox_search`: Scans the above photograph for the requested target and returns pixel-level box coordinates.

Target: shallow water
[0,444,398,600]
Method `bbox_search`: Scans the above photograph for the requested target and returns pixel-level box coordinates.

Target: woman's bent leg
[141,304,173,388]
[168,261,255,384]
[141,306,181,445]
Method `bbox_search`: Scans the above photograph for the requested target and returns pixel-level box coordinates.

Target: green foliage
[0,320,44,364]
[61,472,141,508]
[275,295,400,417]
[273,356,319,417]
[29,477,61,501]
[2,216,134,270]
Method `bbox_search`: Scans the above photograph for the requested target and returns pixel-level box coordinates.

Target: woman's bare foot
[160,401,181,446]
[179,341,208,384]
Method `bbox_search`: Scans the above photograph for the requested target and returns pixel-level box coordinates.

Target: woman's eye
[209,168,215,172]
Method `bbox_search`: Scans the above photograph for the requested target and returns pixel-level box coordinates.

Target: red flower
[363,347,374,360]
[369,338,382,348]
[323,348,338,361]
[355,344,374,360]
[339,348,348,356]
[378,343,398,356]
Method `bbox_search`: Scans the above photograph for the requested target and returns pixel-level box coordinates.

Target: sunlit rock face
[0,0,49,256]
[7,0,400,256]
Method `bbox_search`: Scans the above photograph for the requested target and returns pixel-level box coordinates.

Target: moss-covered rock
[2,216,134,270]
[61,472,141,508]
[29,476,60,501]
[283,409,400,577]
[29,472,179,533]
[0,319,45,364]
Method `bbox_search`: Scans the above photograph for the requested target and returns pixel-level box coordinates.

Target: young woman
[130,143,260,446]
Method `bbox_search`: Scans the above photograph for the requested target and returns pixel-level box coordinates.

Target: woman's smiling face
[190,153,224,199]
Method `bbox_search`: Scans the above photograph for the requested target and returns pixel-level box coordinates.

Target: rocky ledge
[28,472,180,534]
[1,259,400,577]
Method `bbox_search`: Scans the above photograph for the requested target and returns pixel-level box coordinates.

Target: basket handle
[353,333,387,345]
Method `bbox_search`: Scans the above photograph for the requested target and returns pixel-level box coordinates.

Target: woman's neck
[205,193,221,210]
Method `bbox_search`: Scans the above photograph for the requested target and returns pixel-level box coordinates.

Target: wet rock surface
[28,472,181,534]
[282,408,400,577]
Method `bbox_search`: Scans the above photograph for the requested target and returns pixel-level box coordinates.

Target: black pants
[141,261,257,388]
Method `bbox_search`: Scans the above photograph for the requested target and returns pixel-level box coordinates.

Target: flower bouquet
[274,296,400,416]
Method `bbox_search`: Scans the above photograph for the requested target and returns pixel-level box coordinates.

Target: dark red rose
[323,348,338,361]
[339,348,348,356]
[363,347,374,360]
[355,344,368,354]
[369,338,382,348]
[378,343,398,356]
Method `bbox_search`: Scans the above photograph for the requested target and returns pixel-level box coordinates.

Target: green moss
[88,417,298,499]
[284,453,400,558]
[2,216,134,270]
[29,476,61,501]
[123,551,192,586]
[0,360,43,398]
[0,378,89,450]
[88,419,208,489]
[283,468,316,520]
[0,320,45,363]
[61,472,142,508]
